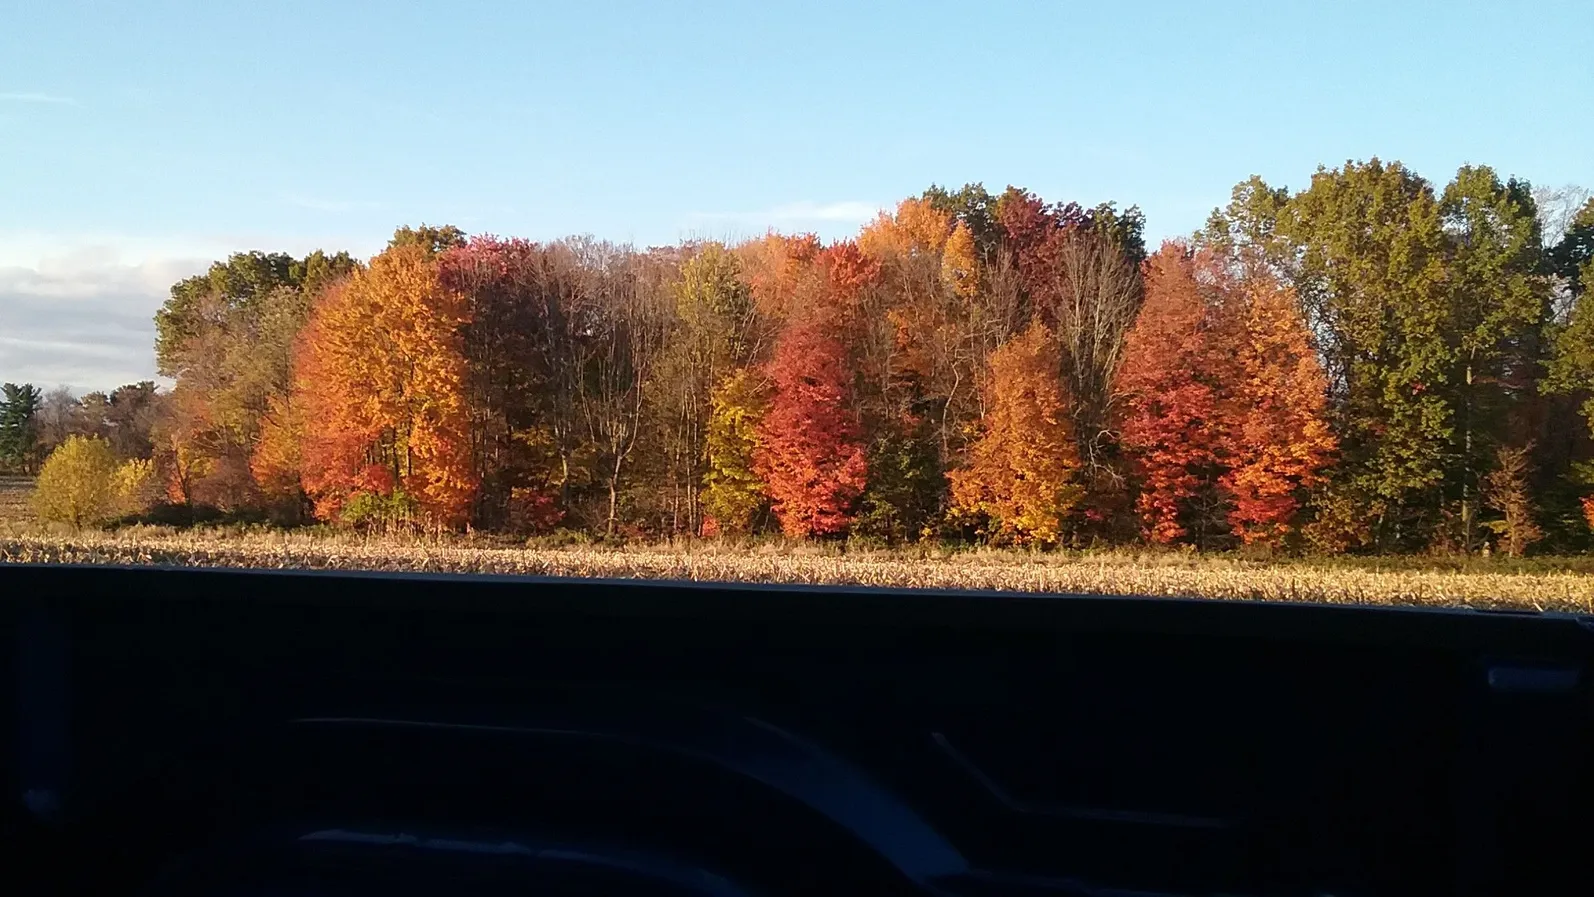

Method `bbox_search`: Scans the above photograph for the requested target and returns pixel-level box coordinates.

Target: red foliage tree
[817,239,880,316]
[1116,244,1229,544]
[754,322,868,537]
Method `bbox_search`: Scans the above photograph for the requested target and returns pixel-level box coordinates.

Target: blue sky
[2,0,1591,389]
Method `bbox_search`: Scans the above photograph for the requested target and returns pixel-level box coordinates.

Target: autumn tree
[1219,277,1336,546]
[950,322,1081,545]
[439,237,579,527]
[739,232,822,323]
[250,390,307,519]
[1483,443,1543,557]
[154,250,357,510]
[701,369,766,535]
[578,241,672,535]
[653,242,762,534]
[852,205,953,540]
[922,183,1003,260]
[754,322,867,537]
[998,192,1145,528]
[856,202,944,417]
[291,239,477,528]
[1116,245,1228,545]
[31,436,154,528]
[154,382,222,510]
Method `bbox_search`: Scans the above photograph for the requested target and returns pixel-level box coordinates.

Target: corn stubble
[4,531,1592,612]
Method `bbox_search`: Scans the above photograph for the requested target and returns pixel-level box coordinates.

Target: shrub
[31,436,156,529]
[340,489,419,533]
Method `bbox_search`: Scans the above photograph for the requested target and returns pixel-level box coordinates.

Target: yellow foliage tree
[859,198,952,260]
[31,436,155,529]
[701,370,767,535]
[941,221,980,300]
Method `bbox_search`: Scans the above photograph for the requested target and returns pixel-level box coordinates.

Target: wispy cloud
[283,194,390,214]
[687,200,885,227]
[0,91,78,106]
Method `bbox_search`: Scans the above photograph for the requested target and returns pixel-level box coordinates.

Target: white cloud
[0,231,385,392]
[686,200,885,228]
[0,91,78,106]
[0,250,202,391]
[282,194,390,214]
[764,200,885,223]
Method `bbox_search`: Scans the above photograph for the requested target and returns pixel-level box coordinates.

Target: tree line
[6,161,1594,554]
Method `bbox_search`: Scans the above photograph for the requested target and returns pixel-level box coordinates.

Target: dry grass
[4,527,1594,612]
[5,476,1593,610]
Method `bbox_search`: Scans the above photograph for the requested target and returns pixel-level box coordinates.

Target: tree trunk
[1460,360,1475,553]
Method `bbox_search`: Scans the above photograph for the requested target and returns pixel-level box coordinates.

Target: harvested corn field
[5,529,1594,612]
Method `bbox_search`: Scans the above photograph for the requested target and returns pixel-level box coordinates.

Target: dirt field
[5,526,1594,612]
[0,476,33,527]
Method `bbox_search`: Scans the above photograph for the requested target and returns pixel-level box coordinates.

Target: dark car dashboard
[3,564,1591,895]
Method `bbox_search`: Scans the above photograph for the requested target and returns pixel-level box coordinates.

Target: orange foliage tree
[858,198,951,260]
[1218,276,1336,545]
[288,243,478,528]
[739,232,823,322]
[950,321,1081,545]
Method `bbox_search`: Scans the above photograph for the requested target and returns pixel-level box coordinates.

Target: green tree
[1280,159,1453,550]
[658,243,760,533]
[1543,234,1594,531]
[389,223,467,257]
[1550,198,1594,299]
[921,182,1002,259]
[0,382,43,473]
[156,251,301,377]
[855,416,944,544]
[1197,175,1293,283]
[1437,165,1550,549]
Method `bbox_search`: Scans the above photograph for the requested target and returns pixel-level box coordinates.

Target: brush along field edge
[3,532,1593,612]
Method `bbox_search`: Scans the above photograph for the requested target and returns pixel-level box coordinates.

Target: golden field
[4,526,1594,612]
[7,472,1594,611]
